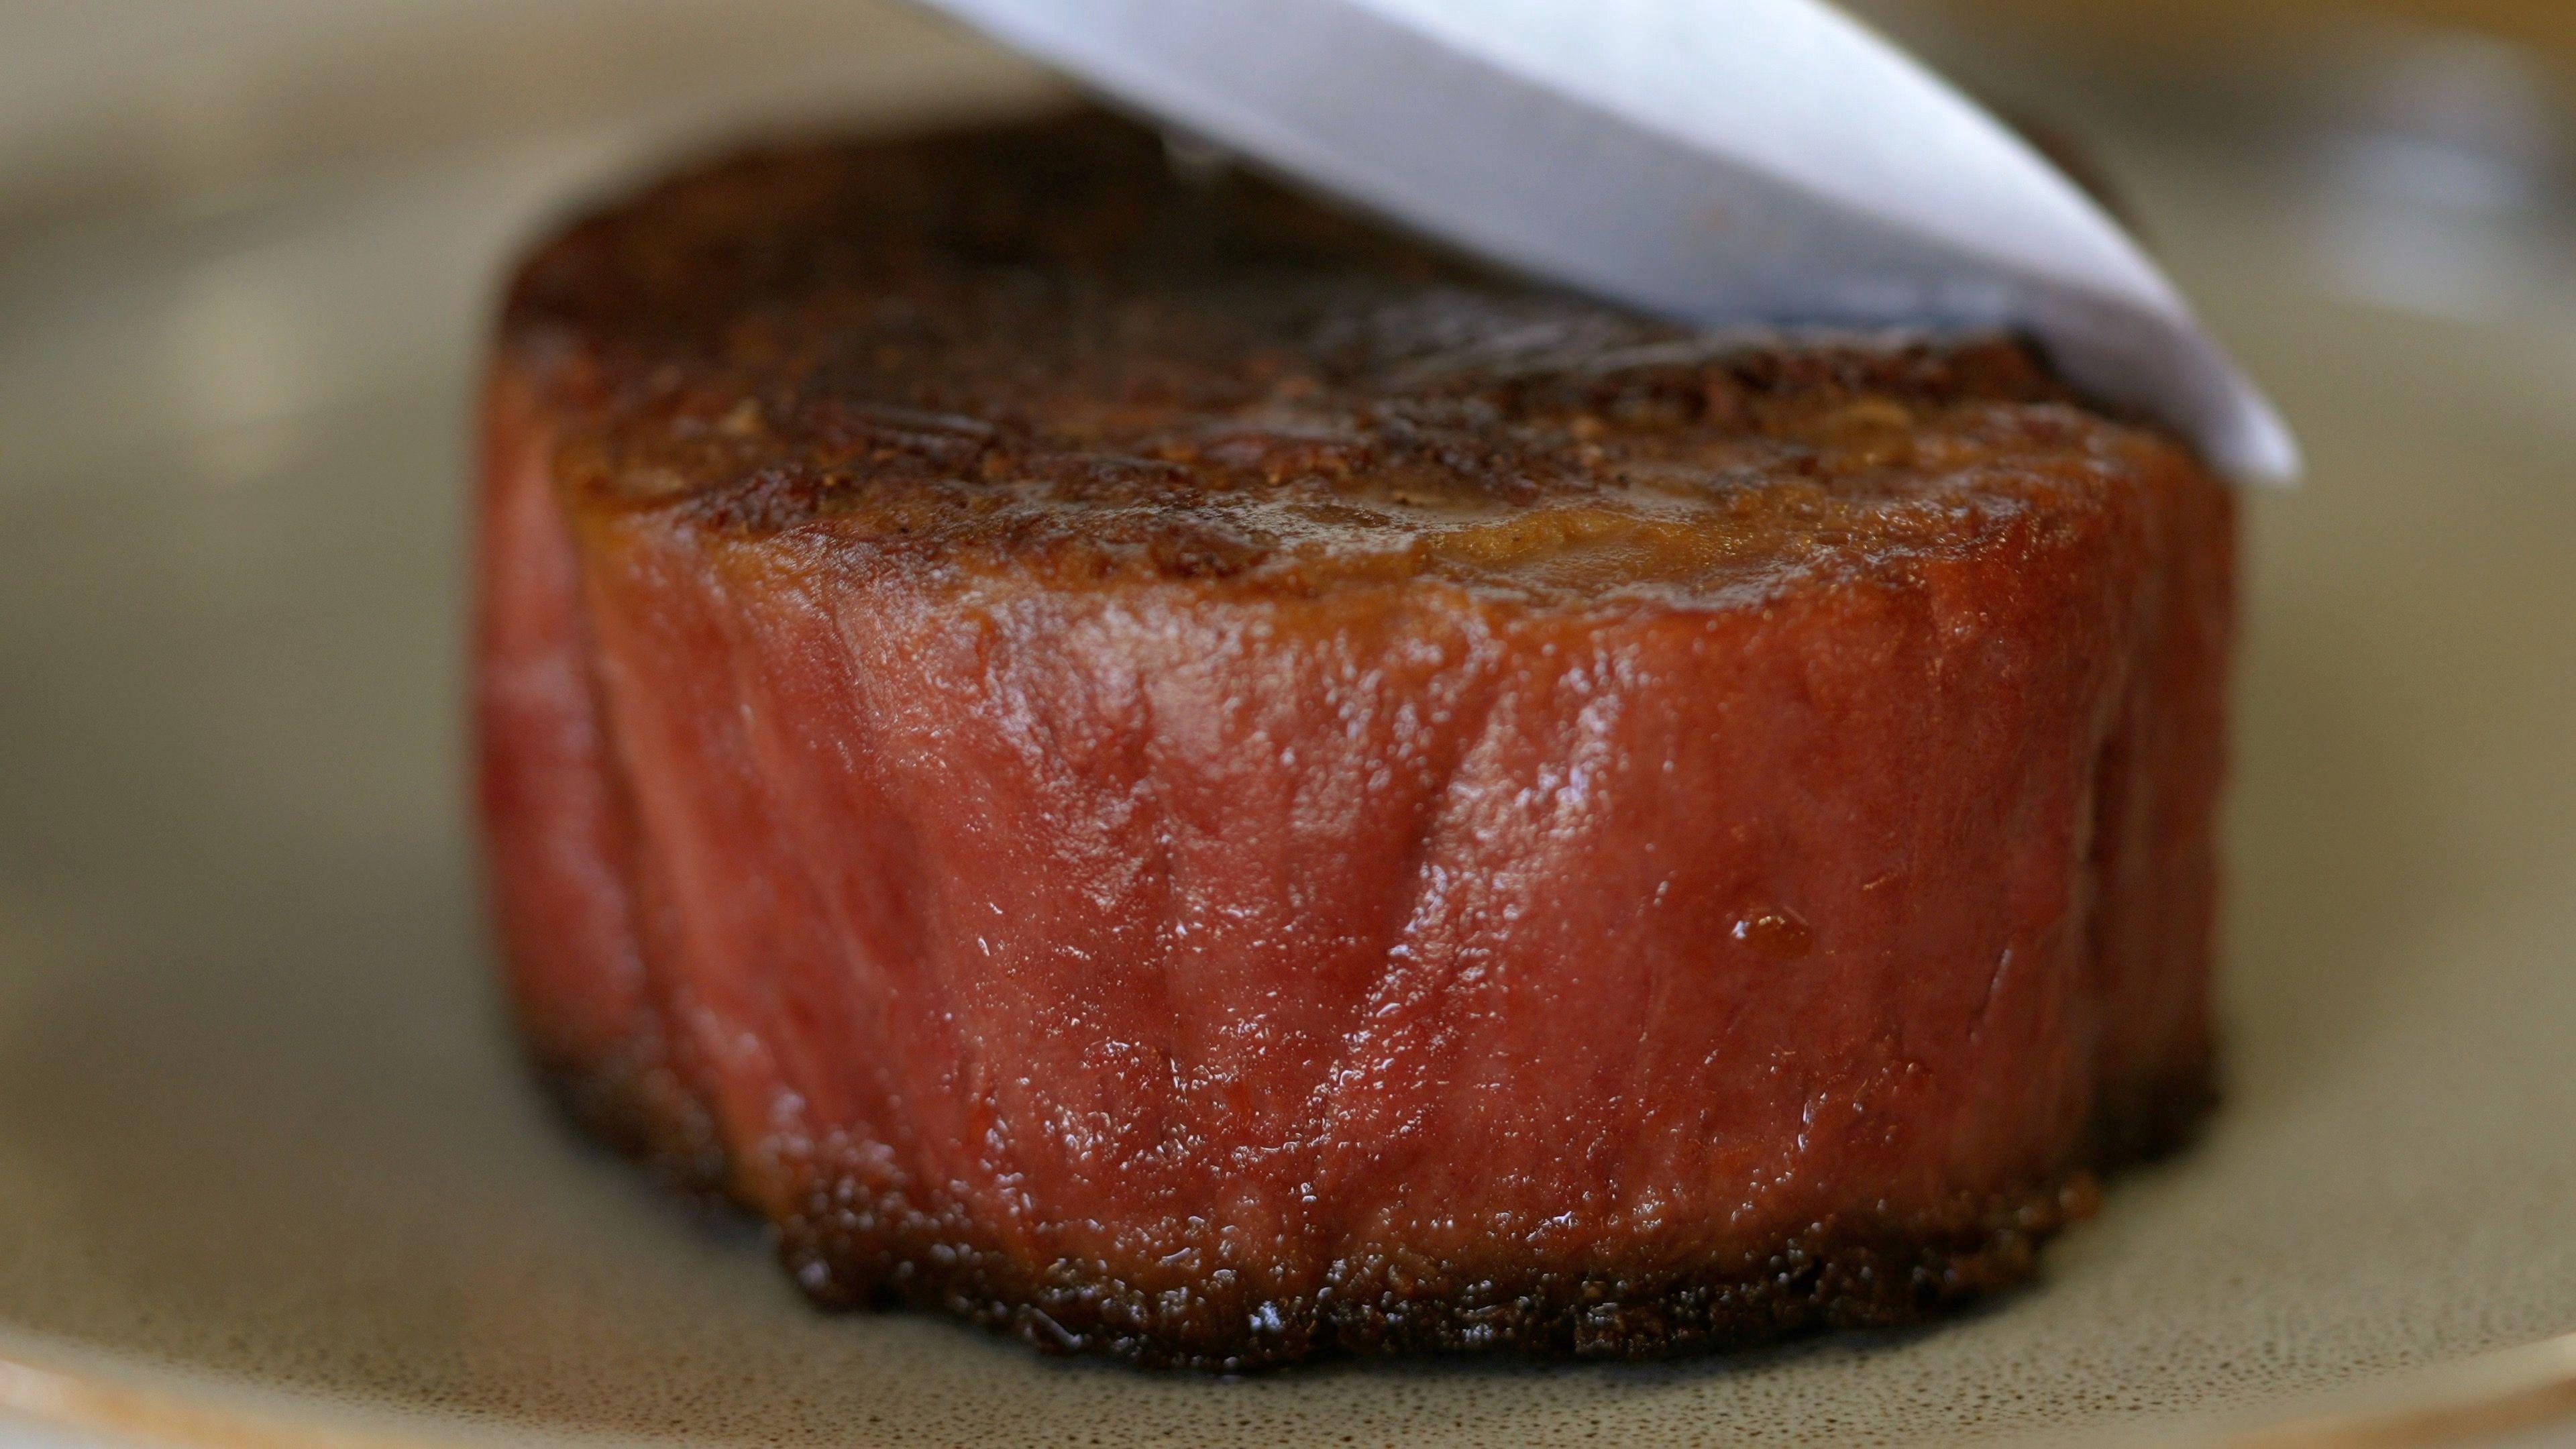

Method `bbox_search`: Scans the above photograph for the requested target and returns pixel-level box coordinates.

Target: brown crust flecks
[498,109,2191,609]
[540,1052,2212,1371]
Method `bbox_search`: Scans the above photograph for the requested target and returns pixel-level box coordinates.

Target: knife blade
[907,0,2299,481]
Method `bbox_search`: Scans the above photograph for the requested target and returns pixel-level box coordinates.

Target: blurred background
[2,0,2569,227]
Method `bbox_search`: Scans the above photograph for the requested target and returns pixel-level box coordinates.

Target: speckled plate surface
[1,3,2572,1446]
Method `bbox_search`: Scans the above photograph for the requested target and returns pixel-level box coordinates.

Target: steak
[476,109,2233,1368]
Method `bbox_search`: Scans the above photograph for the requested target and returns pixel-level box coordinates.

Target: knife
[905,0,2299,482]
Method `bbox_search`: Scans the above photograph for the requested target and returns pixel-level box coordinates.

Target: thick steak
[476,110,2233,1368]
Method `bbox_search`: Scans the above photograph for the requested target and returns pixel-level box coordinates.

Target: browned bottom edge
[529,1041,2214,1372]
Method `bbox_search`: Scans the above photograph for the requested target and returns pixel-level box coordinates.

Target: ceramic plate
[1,3,2571,1444]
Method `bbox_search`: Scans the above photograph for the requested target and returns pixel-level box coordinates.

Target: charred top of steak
[503,109,2174,605]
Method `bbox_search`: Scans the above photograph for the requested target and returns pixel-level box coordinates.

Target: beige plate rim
[5,1328,2576,1449]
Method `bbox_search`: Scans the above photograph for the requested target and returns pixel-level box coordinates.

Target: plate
[1,3,2572,1445]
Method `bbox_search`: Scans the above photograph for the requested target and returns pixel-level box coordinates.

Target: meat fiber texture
[476,109,2234,1368]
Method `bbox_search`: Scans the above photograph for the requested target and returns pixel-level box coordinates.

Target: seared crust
[541,1050,2208,1369]
[502,110,2174,607]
